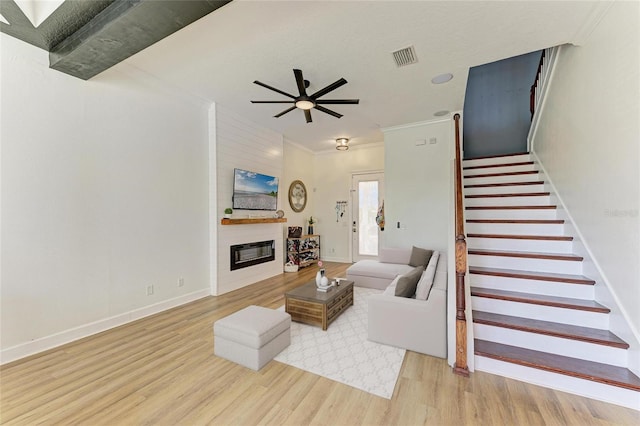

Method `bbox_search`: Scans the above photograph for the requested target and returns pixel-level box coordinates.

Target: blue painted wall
[463,51,542,159]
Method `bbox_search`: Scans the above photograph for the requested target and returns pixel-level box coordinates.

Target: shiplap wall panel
[215,107,285,295]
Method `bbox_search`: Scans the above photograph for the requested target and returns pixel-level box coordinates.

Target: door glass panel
[358,181,379,256]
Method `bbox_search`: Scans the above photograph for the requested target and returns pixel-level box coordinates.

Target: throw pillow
[378,247,411,264]
[409,246,433,268]
[415,251,440,300]
[394,266,424,298]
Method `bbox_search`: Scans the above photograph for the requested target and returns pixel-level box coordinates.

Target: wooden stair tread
[469,266,595,285]
[466,192,550,198]
[473,311,627,348]
[465,181,544,188]
[474,339,640,390]
[467,219,564,224]
[464,152,529,161]
[467,233,573,241]
[467,205,556,210]
[465,170,539,179]
[464,161,534,170]
[470,287,609,313]
[468,248,583,261]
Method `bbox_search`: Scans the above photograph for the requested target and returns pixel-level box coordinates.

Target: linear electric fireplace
[230,240,275,271]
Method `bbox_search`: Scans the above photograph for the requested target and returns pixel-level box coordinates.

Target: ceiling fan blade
[251,100,295,103]
[304,109,312,123]
[314,105,343,119]
[315,99,360,104]
[293,69,307,96]
[310,78,347,99]
[274,106,297,118]
[253,80,296,99]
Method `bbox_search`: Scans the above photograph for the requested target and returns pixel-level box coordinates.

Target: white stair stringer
[464,152,639,410]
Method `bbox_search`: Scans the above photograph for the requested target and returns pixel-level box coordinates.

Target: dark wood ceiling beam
[49,0,231,80]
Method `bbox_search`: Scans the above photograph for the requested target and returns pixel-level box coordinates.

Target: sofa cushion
[409,246,433,267]
[346,260,414,280]
[378,247,411,264]
[395,266,423,298]
[383,275,401,296]
[416,251,440,300]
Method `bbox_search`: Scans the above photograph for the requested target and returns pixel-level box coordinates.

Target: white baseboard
[0,289,210,365]
[321,256,352,264]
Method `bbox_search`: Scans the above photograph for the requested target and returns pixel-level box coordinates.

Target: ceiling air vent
[392,46,418,67]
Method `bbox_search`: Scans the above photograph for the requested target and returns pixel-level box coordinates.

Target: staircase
[463,152,640,409]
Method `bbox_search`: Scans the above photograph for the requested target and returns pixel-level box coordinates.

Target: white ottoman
[213,305,291,371]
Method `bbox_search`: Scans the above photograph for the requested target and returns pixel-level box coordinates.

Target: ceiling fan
[251,69,359,123]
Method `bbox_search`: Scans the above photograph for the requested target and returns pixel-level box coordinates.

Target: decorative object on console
[307,216,315,235]
[288,226,302,238]
[224,207,233,219]
[288,180,307,212]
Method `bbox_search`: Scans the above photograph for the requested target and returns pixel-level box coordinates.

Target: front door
[351,172,384,262]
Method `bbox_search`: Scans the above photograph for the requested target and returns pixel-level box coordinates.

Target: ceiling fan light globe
[295,100,315,110]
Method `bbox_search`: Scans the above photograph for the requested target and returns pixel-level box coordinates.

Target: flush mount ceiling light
[336,138,349,151]
[431,73,453,84]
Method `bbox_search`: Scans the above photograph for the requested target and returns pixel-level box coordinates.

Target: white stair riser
[465,208,557,220]
[469,254,583,275]
[465,195,551,207]
[469,274,595,300]
[463,154,532,168]
[474,357,640,411]
[467,237,573,253]
[466,222,564,236]
[464,173,541,186]
[471,297,608,329]
[473,324,627,367]
[464,164,537,175]
[464,184,546,195]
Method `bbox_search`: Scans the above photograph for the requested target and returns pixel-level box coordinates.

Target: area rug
[275,287,405,399]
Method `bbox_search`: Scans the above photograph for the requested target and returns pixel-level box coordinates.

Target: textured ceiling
[2,1,609,152]
[117,1,606,152]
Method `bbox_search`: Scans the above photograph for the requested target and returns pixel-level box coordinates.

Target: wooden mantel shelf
[221,218,287,225]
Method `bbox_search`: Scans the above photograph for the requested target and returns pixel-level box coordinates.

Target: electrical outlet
[146,285,154,296]
[178,277,184,287]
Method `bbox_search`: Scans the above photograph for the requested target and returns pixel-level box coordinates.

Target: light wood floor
[1,262,638,425]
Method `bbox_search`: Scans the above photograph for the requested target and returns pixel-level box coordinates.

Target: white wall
[312,144,384,262]
[283,140,315,230]
[0,35,211,362]
[213,106,285,295]
[383,119,454,251]
[532,1,640,336]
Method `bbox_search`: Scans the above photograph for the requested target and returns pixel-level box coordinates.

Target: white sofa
[346,248,416,289]
[346,247,448,359]
[367,253,447,358]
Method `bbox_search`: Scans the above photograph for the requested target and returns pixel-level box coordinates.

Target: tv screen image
[233,168,279,211]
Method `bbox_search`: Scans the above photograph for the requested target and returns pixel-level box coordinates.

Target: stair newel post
[453,113,470,376]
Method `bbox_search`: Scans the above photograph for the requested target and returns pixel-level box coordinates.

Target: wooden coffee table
[285,280,354,330]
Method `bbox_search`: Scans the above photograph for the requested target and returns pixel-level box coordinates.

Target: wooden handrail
[530,49,546,119]
[453,113,469,377]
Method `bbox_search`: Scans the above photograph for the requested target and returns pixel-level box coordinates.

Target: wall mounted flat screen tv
[232,168,279,211]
